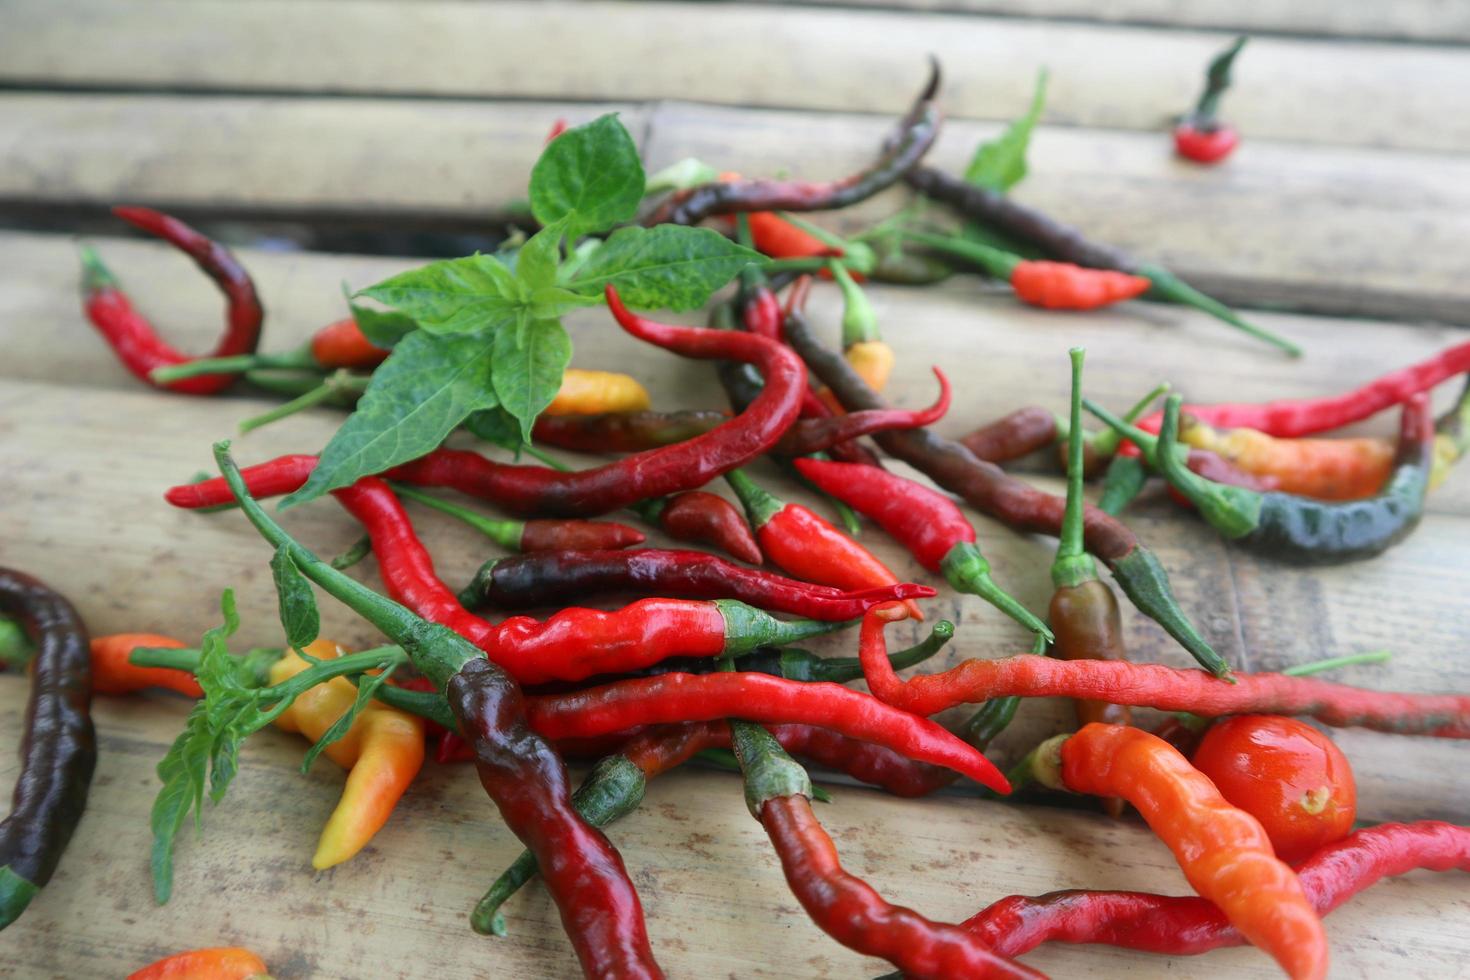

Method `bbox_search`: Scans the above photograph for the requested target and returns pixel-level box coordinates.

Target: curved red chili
[526,672,1009,793]
[459,548,935,620]
[79,208,264,395]
[966,821,1469,959]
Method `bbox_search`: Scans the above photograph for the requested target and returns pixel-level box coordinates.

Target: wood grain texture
[3,1,1468,152]
[8,95,1470,321]
[772,0,1470,43]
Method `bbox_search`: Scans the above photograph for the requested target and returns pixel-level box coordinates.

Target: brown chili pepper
[0,568,96,930]
[646,62,941,227]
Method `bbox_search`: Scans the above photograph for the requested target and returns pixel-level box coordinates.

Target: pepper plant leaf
[345,292,417,350]
[513,217,568,294]
[270,545,320,650]
[492,317,572,443]
[356,253,520,335]
[529,113,645,239]
[964,69,1048,193]
[284,330,500,507]
[567,225,764,311]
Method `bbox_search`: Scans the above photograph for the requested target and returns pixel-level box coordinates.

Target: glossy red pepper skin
[80,208,263,395]
[532,410,728,454]
[761,795,1041,980]
[963,821,1470,959]
[526,672,1009,793]
[793,458,968,572]
[1174,123,1240,163]
[309,317,389,370]
[460,548,935,620]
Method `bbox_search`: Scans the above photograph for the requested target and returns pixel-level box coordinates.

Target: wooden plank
[780,0,1470,44]
[3,1,1469,153]
[644,102,1470,324]
[8,96,1470,322]
[0,93,642,217]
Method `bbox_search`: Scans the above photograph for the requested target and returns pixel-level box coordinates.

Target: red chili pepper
[1010,261,1152,309]
[391,482,646,552]
[1123,339,1470,456]
[1174,37,1247,165]
[792,459,1049,638]
[459,548,935,620]
[725,469,924,621]
[1046,724,1327,980]
[959,406,1061,465]
[641,490,764,565]
[739,262,785,340]
[79,208,263,395]
[747,211,843,262]
[310,316,390,369]
[127,946,269,980]
[850,636,1470,736]
[1192,715,1357,864]
[525,672,1010,793]
[1174,123,1240,164]
[963,820,1470,959]
[532,409,730,454]
[544,118,569,143]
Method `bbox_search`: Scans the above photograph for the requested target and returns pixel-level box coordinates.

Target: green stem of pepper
[1193,36,1248,123]
[1087,382,1172,458]
[730,720,813,818]
[152,346,320,383]
[237,369,362,433]
[828,259,880,348]
[390,482,524,551]
[1051,348,1097,591]
[1097,454,1148,516]
[894,229,1021,281]
[1137,263,1301,357]
[940,541,1053,642]
[724,468,784,529]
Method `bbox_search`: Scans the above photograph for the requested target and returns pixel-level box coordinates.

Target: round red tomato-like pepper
[1192,715,1356,864]
[1174,123,1239,164]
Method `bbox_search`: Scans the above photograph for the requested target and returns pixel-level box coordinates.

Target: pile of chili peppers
[9,53,1466,980]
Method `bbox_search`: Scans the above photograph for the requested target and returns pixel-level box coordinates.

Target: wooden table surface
[2,3,1468,977]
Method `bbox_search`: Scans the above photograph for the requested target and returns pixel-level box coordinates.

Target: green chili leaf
[300,662,398,773]
[567,225,763,311]
[148,590,242,904]
[464,407,524,453]
[356,253,520,335]
[514,217,568,294]
[529,114,645,238]
[270,545,320,650]
[284,330,501,507]
[492,317,572,443]
[964,69,1048,193]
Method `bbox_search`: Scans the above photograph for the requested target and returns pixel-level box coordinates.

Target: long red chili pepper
[854,609,1470,736]
[1124,339,1470,454]
[526,671,1009,793]
[732,725,1039,980]
[963,820,1470,959]
[637,490,764,564]
[151,316,390,385]
[79,208,263,395]
[1041,724,1327,980]
[792,458,1049,638]
[458,548,936,620]
[724,469,924,620]
[330,478,846,685]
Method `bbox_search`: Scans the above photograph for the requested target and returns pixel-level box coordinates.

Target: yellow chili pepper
[543,368,651,416]
[1179,416,1394,501]
[269,639,426,869]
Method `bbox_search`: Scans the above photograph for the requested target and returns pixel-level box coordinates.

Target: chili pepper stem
[152,346,318,383]
[941,541,1052,641]
[77,243,119,292]
[238,369,359,433]
[1139,264,1301,357]
[1052,348,1097,590]
[1088,382,1172,458]
[896,230,1020,281]
[715,599,853,656]
[390,482,523,550]
[724,469,784,528]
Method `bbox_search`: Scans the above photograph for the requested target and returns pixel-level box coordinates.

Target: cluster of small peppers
[18,56,1467,980]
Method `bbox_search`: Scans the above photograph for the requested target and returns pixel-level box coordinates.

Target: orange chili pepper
[127,946,269,980]
[269,639,426,869]
[543,368,651,416]
[308,317,389,370]
[1044,723,1328,980]
[1180,416,1394,500]
[90,633,204,698]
